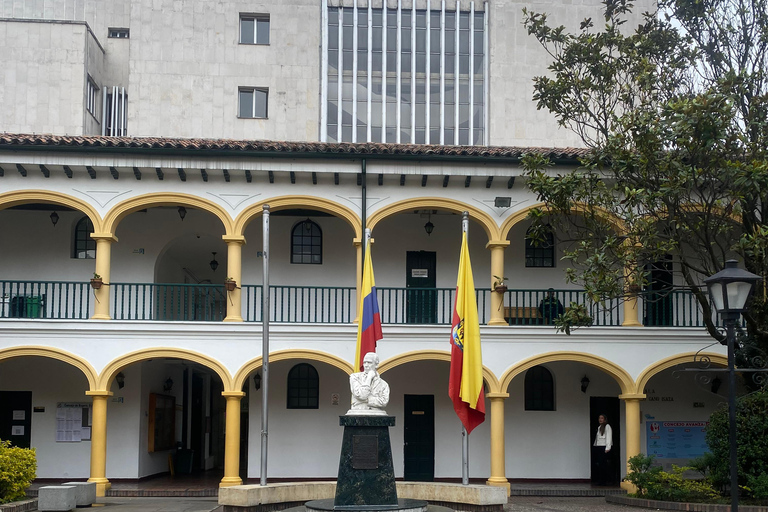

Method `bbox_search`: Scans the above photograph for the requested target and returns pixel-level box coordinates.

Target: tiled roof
[0,133,589,162]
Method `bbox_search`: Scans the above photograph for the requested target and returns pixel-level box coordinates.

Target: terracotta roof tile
[0,133,590,161]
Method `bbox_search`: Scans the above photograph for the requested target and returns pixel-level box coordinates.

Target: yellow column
[486,392,510,495]
[220,391,245,487]
[223,235,246,322]
[86,391,113,496]
[619,393,645,492]
[91,233,118,320]
[353,237,362,324]
[486,240,510,326]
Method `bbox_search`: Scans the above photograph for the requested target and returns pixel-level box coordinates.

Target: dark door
[0,391,32,448]
[404,394,435,481]
[589,396,621,485]
[191,373,204,471]
[644,256,673,326]
[406,251,437,324]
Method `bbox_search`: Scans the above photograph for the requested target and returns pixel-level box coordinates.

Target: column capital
[222,391,246,399]
[222,235,246,245]
[486,392,509,400]
[486,240,510,249]
[619,393,646,401]
[91,233,118,243]
[353,237,374,246]
[85,391,114,398]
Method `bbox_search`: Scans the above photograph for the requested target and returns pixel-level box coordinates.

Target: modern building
[0,0,727,497]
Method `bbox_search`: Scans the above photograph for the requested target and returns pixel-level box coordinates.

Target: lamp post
[703,260,761,512]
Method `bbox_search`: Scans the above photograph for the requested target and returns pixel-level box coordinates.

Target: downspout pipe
[361,158,367,259]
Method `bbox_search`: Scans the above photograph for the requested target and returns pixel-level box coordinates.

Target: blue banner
[646,421,709,459]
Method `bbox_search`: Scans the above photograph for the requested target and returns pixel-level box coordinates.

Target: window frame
[239,13,270,45]
[108,28,130,39]
[238,87,269,119]
[86,77,98,117]
[290,219,323,265]
[525,226,556,268]
[286,363,320,410]
[73,216,96,259]
[524,365,555,411]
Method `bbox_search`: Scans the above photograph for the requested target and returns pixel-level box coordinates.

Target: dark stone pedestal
[333,415,398,509]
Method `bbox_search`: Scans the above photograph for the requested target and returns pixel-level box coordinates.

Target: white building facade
[0,0,727,497]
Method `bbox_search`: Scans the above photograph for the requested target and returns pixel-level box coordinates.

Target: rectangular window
[240,14,270,45]
[86,78,98,116]
[108,28,129,38]
[102,86,128,136]
[238,87,268,118]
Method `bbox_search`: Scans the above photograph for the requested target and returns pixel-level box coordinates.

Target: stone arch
[367,198,500,241]
[233,196,362,239]
[102,193,235,236]
[635,352,728,395]
[0,346,98,391]
[96,348,233,392]
[499,202,626,240]
[0,190,103,232]
[500,351,634,395]
[233,349,355,391]
[378,350,501,394]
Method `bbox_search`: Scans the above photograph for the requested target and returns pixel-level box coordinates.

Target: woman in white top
[592,414,613,485]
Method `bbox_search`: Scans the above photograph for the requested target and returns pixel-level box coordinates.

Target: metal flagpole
[461,211,469,485]
[260,204,270,486]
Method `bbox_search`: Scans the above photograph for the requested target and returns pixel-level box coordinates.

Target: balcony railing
[0,281,709,328]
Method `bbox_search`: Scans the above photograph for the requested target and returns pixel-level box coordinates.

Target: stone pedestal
[334,415,398,509]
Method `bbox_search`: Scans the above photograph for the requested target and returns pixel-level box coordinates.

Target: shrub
[0,439,36,504]
[705,389,768,496]
[626,454,720,503]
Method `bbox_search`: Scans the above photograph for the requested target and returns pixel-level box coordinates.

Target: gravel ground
[505,497,635,512]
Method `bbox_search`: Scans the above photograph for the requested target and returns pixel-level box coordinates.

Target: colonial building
[0,0,725,497]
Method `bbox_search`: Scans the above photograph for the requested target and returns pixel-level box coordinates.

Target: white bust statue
[347,352,390,416]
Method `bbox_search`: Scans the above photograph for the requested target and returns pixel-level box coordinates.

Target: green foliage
[521,0,768,353]
[705,389,768,496]
[626,454,720,502]
[0,439,37,504]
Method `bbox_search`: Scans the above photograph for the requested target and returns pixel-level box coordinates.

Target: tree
[521,0,768,354]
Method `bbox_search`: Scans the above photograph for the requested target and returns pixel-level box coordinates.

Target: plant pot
[225,281,237,292]
[90,279,103,290]
[494,285,508,294]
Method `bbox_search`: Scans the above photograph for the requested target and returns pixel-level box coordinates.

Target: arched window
[291,219,322,264]
[525,226,555,267]
[73,216,96,259]
[287,363,319,409]
[524,365,555,411]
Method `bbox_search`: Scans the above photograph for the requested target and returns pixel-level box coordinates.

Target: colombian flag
[355,239,383,371]
[449,232,485,434]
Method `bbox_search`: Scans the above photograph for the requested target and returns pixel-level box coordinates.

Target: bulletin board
[148,393,175,452]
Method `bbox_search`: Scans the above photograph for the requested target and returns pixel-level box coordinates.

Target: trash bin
[174,449,195,474]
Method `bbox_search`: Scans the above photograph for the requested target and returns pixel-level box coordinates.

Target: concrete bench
[219,482,506,512]
[37,486,76,511]
[62,481,96,507]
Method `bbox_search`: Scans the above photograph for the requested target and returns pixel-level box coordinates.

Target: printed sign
[646,421,709,459]
[411,269,429,278]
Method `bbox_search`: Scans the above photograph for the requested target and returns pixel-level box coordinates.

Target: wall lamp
[210,252,219,271]
[581,375,590,393]
[424,212,434,236]
[710,376,722,394]
[50,211,60,227]
[178,206,187,221]
[163,377,173,392]
[254,372,262,390]
[116,372,125,389]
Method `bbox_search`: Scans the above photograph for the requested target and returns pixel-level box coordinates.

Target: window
[86,78,98,116]
[103,86,128,136]
[287,363,319,409]
[323,3,487,144]
[238,87,268,118]
[524,365,554,411]
[525,227,555,267]
[291,219,322,264]
[240,14,270,44]
[73,217,96,259]
[108,28,129,38]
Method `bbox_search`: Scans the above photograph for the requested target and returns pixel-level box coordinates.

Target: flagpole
[461,211,469,485]
[260,204,270,486]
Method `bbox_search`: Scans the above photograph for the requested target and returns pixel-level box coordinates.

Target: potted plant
[492,275,508,294]
[90,273,103,290]
[225,277,237,291]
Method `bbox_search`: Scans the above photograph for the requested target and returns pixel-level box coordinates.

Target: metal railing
[0,281,92,319]
[0,281,711,327]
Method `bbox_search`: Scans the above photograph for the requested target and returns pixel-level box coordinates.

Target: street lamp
[703,260,761,512]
